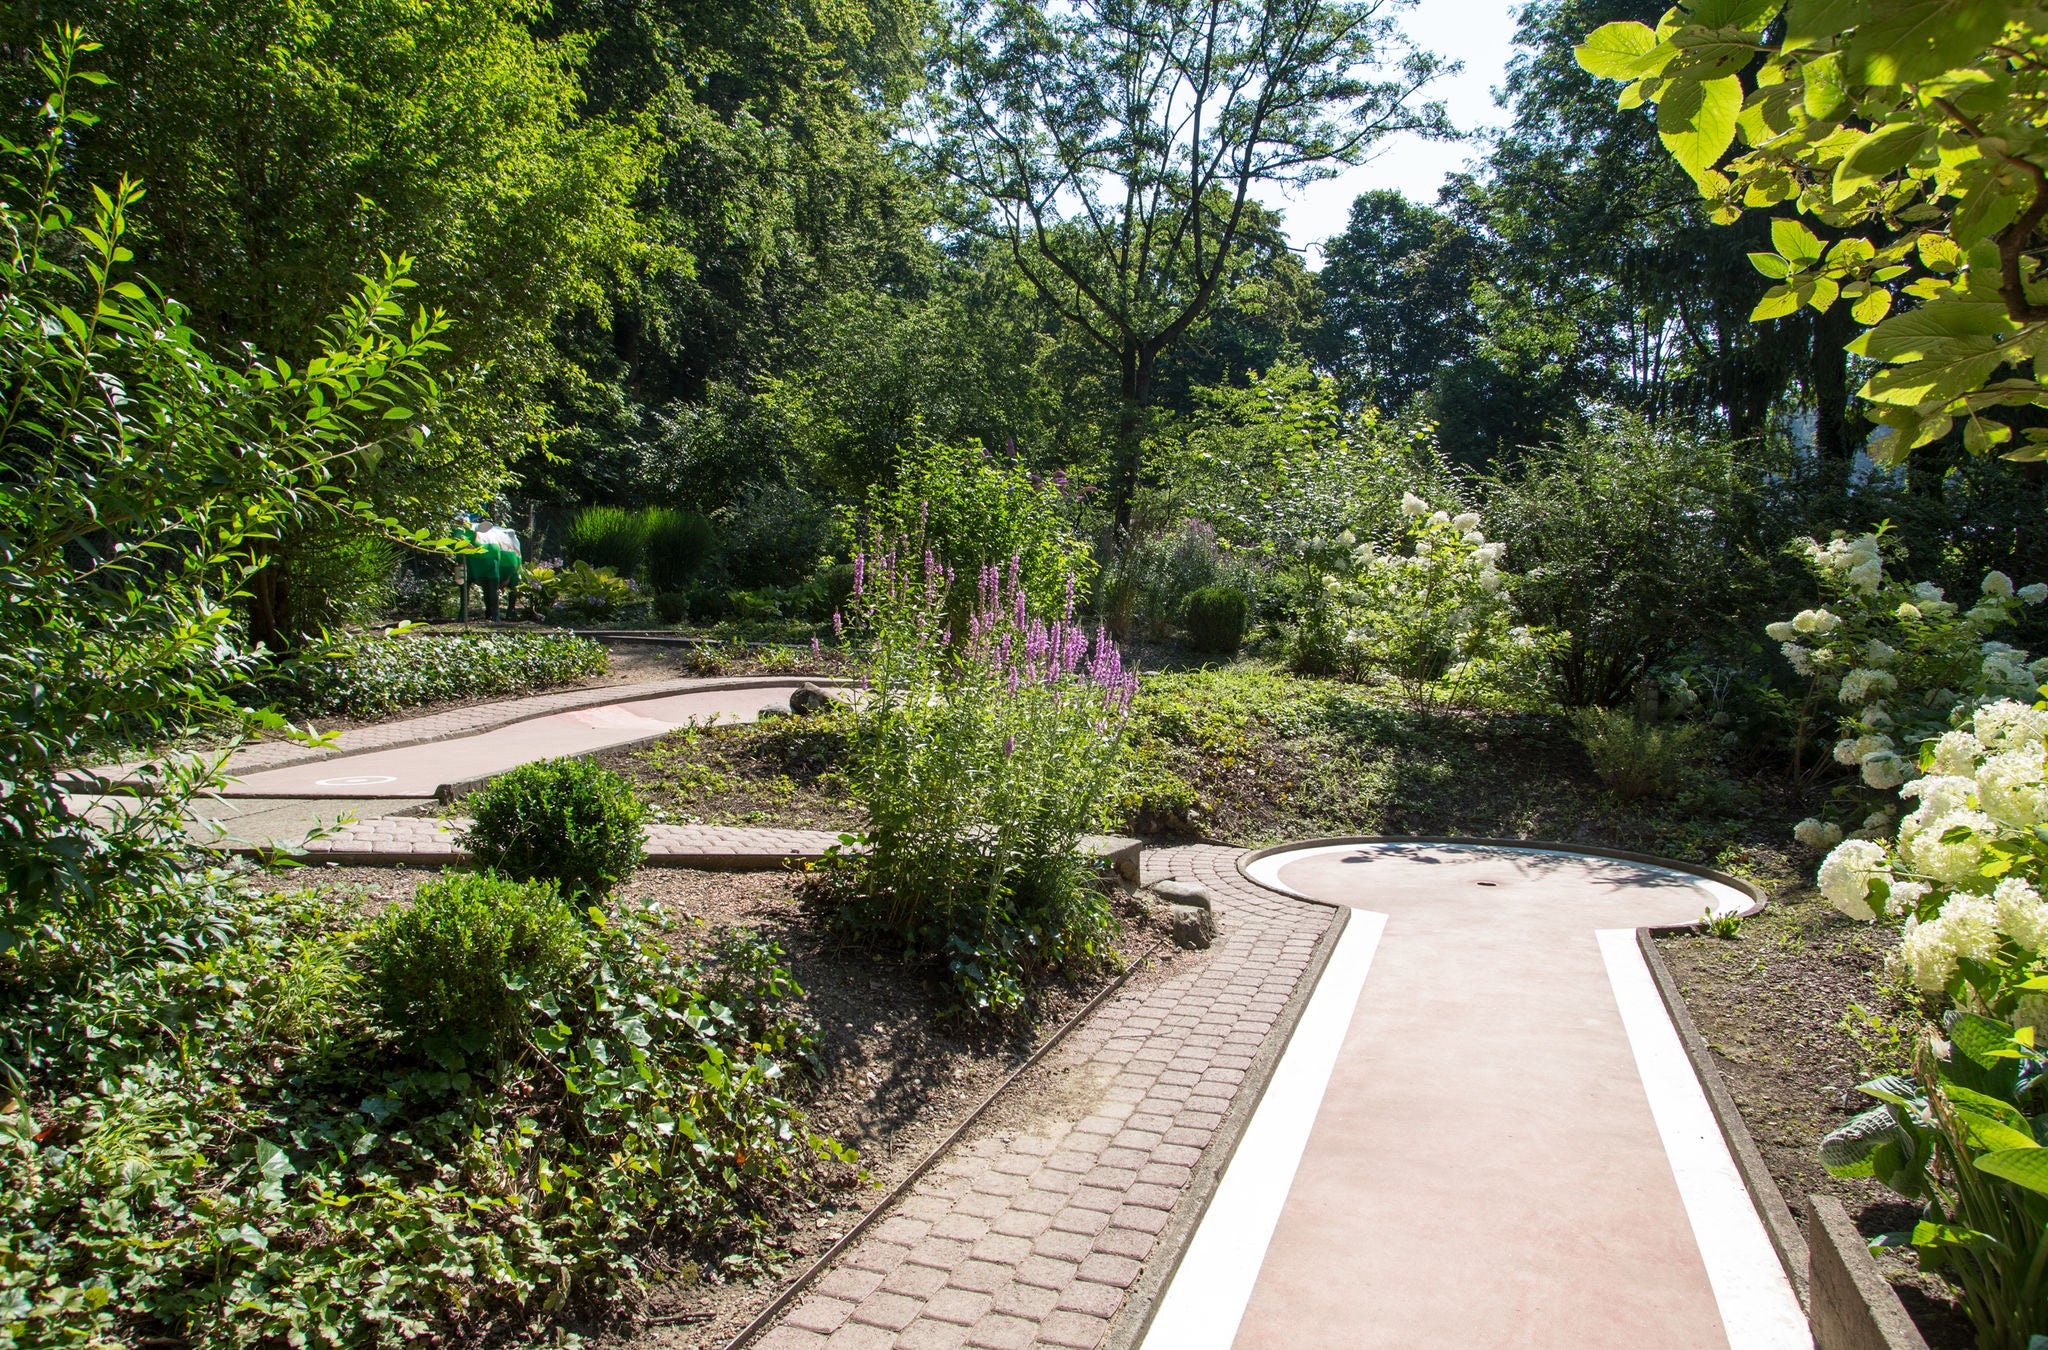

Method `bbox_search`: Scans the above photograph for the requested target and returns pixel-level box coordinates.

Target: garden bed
[1658,889,1973,1348]
[259,862,1168,1347]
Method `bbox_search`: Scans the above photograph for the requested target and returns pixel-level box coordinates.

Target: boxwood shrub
[461,756,646,897]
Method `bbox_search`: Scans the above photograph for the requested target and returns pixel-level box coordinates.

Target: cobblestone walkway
[752,844,1337,1350]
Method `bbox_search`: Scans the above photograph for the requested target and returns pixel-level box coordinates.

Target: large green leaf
[1847,0,2016,85]
[1833,122,1933,200]
[1683,0,1784,28]
[1576,22,1665,79]
[1975,1147,2048,1197]
[1784,0,1863,49]
[1658,76,1743,180]
[1802,50,1849,117]
[1771,218,1822,264]
[1851,299,2017,361]
[1951,1013,2022,1070]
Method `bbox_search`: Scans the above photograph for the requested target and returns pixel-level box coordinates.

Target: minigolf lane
[1143,842,1809,1350]
[223,683,834,798]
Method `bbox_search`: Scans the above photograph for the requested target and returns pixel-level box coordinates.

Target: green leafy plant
[551,559,636,621]
[1342,494,1517,708]
[1574,1,2048,461]
[828,539,1131,1020]
[0,30,449,927]
[1568,707,1699,801]
[462,757,646,898]
[1182,585,1250,655]
[642,507,717,592]
[1700,905,1743,939]
[563,505,647,575]
[362,872,583,1058]
[273,631,607,719]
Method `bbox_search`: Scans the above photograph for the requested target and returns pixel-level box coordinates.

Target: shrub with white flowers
[1772,531,2046,844]
[1814,700,2048,1015]
[1340,495,1517,708]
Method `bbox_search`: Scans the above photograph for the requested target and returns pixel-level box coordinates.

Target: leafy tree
[1574,0,2048,461]
[0,31,450,920]
[1307,189,1481,409]
[930,0,1451,529]
[0,0,653,643]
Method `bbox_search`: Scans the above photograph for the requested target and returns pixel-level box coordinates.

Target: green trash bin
[459,520,522,620]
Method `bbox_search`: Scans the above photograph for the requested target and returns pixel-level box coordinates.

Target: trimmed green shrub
[1182,585,1249,654]
[652,590,688,624]
[642,508,716,592]
[463,757,646,896]
[563,505,646,575]
[1567,707,1699,801]
[362,872,582,1056]
[273,631,607,719]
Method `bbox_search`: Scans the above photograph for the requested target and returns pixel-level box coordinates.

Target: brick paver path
[281,817,848,866]
[752,844,1337,1350]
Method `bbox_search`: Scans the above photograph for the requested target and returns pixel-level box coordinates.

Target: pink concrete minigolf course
[221,682,835,798]
[1139,840,1809,1350]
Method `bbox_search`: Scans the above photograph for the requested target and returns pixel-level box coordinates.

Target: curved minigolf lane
[1144,841,1810,1350]
[223,683,839,798]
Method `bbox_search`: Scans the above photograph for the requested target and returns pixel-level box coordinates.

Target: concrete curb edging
[1100,901,1351,1350]
[1806,1195,1932,1350]
[1636,929,1811,1309]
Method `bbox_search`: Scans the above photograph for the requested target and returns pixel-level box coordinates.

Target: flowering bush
[1339,494,1515,708]
[1774,531,2046,846]
[1813,699,2048,1347]
[828,539,1134,1019]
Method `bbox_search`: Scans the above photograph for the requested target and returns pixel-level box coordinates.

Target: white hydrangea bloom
[1967,604,2007,629]
[1898,809,1996,886]
[1794,818,1844,849]
[1818,839,1890,920]
[1862,752,1910,789]
[1994,877,2048,952]
[1400,491,1428,517]
[1793,608,1842,635]
[1849,558,1883,593]
[1898,913,1962,993]
[1462,530,1486,545]
[1453,511,1480,531]
[1782,642,1813,675]
[1864,639,1897,666]
[1864,808,1896,832]
[1929,731,1985,777]
[1897,602,1922,621]
[1414,539,1435,556]
[1887,879,1930,917]
[1900,774,1977,831]
[1975,743,2048,827]
[1474,541,1505,566]
[1859,706,1894,729]
[1765,620,1798,641]
[1838,669,1899,703]
[1984,571,2016,599]
[1836,732,1894,766]
[1976,700,2048,752]
[1915,581,1946,604]
[1429,510,1451,526]
[1477,569,1503,594]
[2022,583,2048,606]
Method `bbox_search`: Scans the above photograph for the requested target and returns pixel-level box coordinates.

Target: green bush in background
[551,560,636,621]
[1182,585,1249,654]
[642,507,716,592]
[463,757,646,897]
[274,631,607,720]
[362,872,583,1057]
[563,505,647,575]
[1567,707,1698,801]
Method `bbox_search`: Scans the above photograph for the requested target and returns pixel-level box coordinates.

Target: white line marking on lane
[1597,928,1812,1350]
[1140,909,1386,1350]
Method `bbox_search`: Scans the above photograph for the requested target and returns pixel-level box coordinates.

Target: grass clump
[1568,707,1700,801]
[463,757,646,898]
[562,505,647,575]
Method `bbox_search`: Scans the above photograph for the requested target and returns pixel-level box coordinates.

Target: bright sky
[1255,0,1526,266]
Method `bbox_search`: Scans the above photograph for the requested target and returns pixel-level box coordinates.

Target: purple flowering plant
[828,530,1137,1019]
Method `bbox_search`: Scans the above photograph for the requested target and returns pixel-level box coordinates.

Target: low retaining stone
[1807,1196,1930,1350]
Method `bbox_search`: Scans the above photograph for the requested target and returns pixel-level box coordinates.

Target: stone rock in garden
[1146,879,1215,910]
[758,702,791,720]
[1161,902,1217,950]
[790,683,834,716]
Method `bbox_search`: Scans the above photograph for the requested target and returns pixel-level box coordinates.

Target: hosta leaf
[1974,1147,2048,1197]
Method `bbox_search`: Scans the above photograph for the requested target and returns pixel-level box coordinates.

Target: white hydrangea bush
[1774,531,2045,848]
[1816,699,2048,1016]
[1340,494,1517,708]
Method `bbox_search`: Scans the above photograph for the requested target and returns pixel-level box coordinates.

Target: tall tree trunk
[248,561,291,654]
[1810,304,1855,493]
[1111,346,1155,538]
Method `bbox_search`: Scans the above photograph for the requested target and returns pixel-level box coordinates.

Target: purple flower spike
[853,553,865,597]
[832,610,843,637]
[1064,575,1076,621]
[1002,733,1015,756]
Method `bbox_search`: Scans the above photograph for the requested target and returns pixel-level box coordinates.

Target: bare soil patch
[1658,888,1971,1347]
[595,714,862,832]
